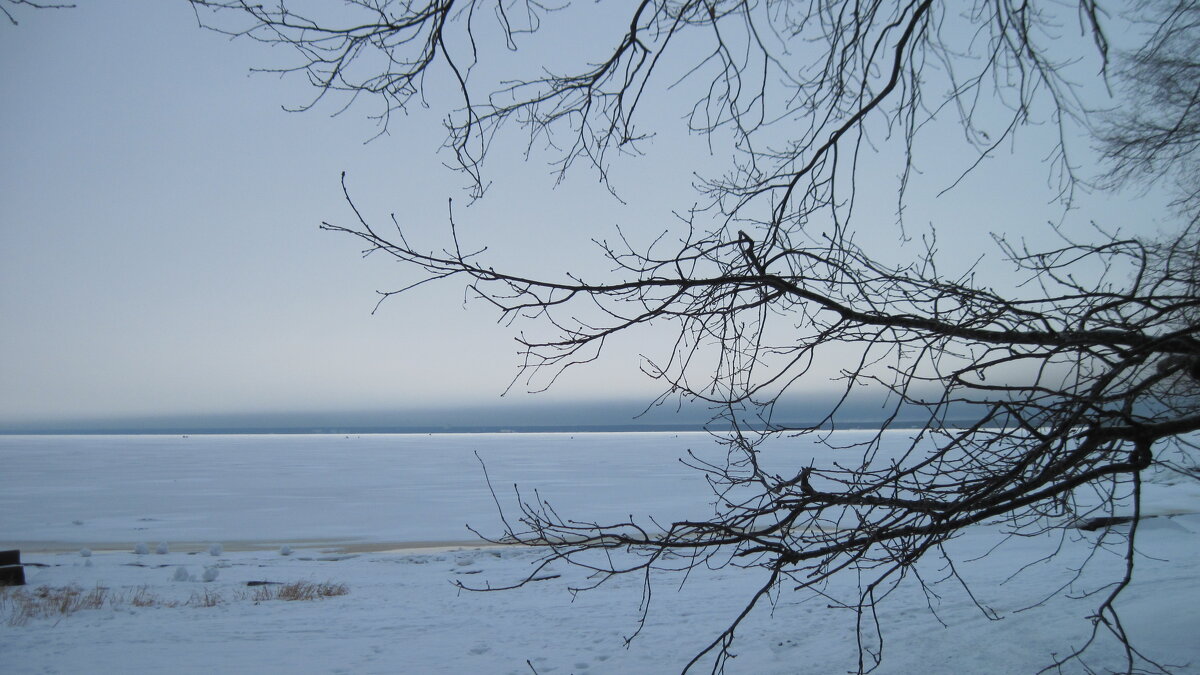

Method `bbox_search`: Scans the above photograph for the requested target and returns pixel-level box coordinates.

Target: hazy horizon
[0,390,956,434]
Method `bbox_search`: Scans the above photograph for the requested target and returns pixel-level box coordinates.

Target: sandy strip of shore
[2,538,508,555]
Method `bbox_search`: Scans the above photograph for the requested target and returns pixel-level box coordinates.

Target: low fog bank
[0,391,968,434]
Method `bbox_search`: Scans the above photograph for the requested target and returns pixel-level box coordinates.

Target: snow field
[4,513,1199,674]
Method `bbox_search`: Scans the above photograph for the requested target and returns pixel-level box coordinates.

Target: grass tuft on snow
[2,579,348,625]
[2,585,111,626]
[253,580,348,603]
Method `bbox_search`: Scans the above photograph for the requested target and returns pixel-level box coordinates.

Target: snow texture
[1,432,1197,674]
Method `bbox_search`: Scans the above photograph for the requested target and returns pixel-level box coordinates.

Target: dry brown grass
[2,585,112,626]
[252,580,349,602]
[130,585,157,608]
[3,579,348,625]
[188,588,224,608]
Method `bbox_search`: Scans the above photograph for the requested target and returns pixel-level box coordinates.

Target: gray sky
[0,2,1175,429]
[1,1,672,426]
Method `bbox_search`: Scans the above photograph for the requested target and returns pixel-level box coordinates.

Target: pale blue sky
[0,2,1174,429]
[0,1,723,427]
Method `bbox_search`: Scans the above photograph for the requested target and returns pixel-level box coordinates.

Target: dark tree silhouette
[1101,2,1200,220]
[191,1,1199,672]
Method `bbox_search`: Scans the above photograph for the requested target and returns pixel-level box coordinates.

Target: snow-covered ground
[2,433,1198,673]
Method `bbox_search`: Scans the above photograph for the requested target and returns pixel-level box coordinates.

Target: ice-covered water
[5,430,1195,549]
[0,431,874,547]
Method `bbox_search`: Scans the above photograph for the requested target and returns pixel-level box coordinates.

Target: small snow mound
[201,566,219,582]
[134,542,150,555]
[208,543,223,556]
[79,548,92,558]
[156,542,170,555]
[172,567,190,582]
[279,545,294,556]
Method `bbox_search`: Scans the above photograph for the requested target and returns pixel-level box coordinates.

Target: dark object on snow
[245,580,283,587]
[1076,516,1136,531]
[0,549,26,586]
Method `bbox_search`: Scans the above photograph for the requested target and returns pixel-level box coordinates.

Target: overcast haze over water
[0,430,904,546]
[0,393,949,434]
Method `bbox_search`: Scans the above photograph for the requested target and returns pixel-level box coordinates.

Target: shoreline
[3,538,508,556]
[0,423,958,436]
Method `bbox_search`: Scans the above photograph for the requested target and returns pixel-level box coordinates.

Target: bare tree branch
[192,1,1200,672]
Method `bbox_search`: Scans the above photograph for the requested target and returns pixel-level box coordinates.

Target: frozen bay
[1,431,782,548]
[5,430,1197,550]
